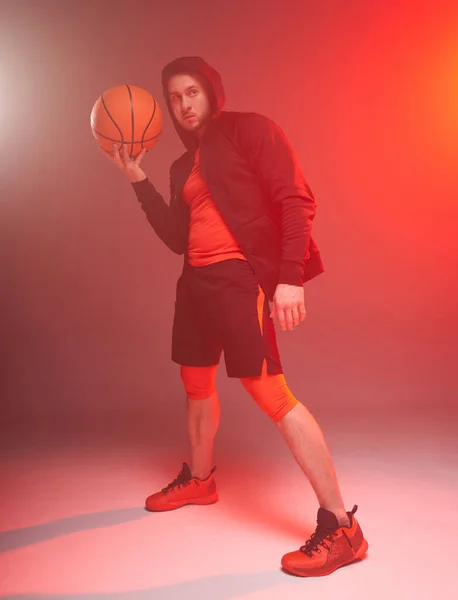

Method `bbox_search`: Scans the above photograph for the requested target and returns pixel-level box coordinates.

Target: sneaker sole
[145,492,219,512]
[282,538,369,577]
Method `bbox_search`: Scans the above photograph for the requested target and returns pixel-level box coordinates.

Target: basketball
[90,84,163,158]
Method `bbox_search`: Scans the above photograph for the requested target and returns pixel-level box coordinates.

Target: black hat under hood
[161,56,225,151]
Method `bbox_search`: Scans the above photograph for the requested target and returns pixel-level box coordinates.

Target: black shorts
[171,259,283,378]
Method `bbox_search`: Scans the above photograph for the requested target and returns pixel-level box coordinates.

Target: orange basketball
[90,84,162,158]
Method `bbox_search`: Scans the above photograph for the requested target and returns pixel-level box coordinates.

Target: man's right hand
[100,144,148,183]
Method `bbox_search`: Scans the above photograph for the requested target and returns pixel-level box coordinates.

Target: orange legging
[180,358,298,423]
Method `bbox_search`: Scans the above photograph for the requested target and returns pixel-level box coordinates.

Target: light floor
[1,408,456,599]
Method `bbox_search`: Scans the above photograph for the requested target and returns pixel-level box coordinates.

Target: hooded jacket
[132,57,324,301]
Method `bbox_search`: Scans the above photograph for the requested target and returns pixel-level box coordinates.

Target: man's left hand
[270,283,306,331]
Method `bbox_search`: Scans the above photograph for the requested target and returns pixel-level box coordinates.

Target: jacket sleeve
[237,113,317,287]
[131,175,188,255]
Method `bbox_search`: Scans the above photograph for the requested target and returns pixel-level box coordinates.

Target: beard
[180,110,212,132]
[181,117,200,130]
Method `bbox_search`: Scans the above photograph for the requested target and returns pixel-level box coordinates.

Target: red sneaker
[145,462,218,511]
[281,505,369,577]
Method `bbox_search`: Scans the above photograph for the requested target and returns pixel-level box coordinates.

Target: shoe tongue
[317,507,339,530]
[181,462,192,479]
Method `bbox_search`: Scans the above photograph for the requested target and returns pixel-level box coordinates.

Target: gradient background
[1,0,457,598]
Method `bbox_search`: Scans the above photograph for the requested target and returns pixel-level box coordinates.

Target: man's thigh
[171,273,222,367]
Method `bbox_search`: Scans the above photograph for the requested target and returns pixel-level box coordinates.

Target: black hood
[161,56,225,151]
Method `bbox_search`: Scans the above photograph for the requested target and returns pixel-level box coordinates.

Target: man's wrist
[278,261,304,287]
[130,176,149,186]
[129,173,147,183]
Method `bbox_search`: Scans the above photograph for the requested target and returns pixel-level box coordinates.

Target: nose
[181,96,192,112]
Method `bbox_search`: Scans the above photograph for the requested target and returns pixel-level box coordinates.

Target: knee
[240,374,299,423]
[180,365,218,400]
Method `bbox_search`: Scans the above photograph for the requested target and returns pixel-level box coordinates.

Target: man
[103,56,368,577]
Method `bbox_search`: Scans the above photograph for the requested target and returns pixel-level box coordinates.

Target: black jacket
[132,57,324,301]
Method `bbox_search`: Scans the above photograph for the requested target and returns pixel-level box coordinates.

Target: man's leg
[182,365,220,480]
[144,364,220,512]
[172,268,224,481]
[240,365,349,527]
[242,367,369,576]
[275,402,349,526]
[221,265,367,574]
[276,397,370,577]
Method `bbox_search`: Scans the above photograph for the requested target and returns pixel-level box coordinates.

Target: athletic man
[103,56,368,577]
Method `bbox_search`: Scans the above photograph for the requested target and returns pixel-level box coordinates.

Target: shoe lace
[300,525,338,556]
[161,468,192,495]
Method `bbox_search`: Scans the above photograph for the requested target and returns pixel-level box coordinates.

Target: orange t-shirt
[182,149,247,267]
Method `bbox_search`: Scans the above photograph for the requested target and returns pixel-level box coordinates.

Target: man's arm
[101,144,188,255]
[236,113,317,286]
[132,176,188,255]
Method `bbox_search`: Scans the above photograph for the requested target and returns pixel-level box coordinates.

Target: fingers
[275,304,305,331]
[291,306,301,328]
[284,308,295,331]
[100,145,125,170]
[299,302,307,321]
[107,143,132,166]
[111,144,122,167]
[276,308,294,331]
[121,144,148,166]
[134,148,148,166]
[277,308,287,331]
[121,144,132,166]
[101,144,147,170]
